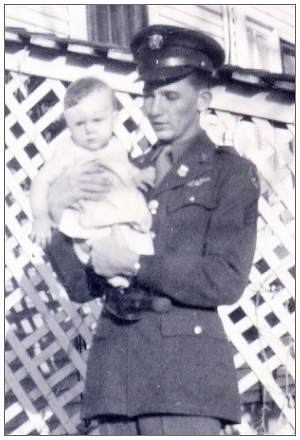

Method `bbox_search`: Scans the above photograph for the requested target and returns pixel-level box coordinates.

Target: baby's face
[64,89,115,151]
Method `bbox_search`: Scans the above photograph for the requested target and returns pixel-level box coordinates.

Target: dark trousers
[90,415,221,435]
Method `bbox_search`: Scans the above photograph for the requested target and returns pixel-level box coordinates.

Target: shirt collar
[172,130,215,164]
[140,129,215,167]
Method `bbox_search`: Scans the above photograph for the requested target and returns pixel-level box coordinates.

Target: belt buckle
[104,289,144,321]
[104,290,172,321]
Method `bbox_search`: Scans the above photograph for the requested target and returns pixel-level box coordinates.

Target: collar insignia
[177,164,189,178]
[148,34,164,50]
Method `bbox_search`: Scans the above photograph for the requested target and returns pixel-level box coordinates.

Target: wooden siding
[147,5,295,72]
[227,5,294,72]
[248,5,295,43]
[229,4,295,46]
[148,5,226,46]
[5,5,70,37]
[148,5,294,45]
[5,5,294,55]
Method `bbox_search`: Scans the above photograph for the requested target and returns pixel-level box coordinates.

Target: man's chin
[155,130,173,143]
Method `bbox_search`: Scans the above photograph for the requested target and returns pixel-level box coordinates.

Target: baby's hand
[136,166,156,192]
[31,216,53,249]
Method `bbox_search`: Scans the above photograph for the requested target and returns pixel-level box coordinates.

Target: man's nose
[150,94,163,116]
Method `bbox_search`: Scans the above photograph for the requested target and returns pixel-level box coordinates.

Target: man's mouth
[152,121,168,128]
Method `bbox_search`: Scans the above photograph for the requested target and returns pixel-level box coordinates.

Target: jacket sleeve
[136,170,260,308]
[46,230,111,304]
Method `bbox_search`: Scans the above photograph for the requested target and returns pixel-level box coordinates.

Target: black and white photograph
[4,4,295,435]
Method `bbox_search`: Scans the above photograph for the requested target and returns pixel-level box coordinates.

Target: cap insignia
[148,34,164,50]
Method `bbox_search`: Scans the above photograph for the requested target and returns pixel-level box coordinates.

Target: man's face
[143,76,205,144]
[64,89,115,151]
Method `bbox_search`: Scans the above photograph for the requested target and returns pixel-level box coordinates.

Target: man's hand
[135,166,156,192]
[48,162,113,223]
[90,226,140,278]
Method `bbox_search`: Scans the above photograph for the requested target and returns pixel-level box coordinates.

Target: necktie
[154,144,173,186]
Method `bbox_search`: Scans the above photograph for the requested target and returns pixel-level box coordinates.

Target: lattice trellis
[5,43,295,435]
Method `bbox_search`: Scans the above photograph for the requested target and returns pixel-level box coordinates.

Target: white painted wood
[5,5,69,36]
[67,5,88,40]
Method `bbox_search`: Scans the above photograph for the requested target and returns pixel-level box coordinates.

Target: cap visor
[138,65,195,82]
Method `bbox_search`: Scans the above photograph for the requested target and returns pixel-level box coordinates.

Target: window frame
[230,6,293,74]
[86,5,148,50]
[280,39,295,75]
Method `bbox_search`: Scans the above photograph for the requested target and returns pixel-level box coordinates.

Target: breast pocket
[167,184,216,214]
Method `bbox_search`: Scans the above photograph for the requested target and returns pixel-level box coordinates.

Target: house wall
[5,5,70,36]
[148,5,226,45]
[5,4,295,72]
[4,5,88,39]
[244,4,295,43]
[147,5,295,44]
[147,5,295,71]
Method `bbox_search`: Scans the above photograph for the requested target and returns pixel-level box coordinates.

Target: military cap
[130,24,225,81]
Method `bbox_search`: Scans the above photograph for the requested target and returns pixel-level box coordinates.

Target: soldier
[47,25,260,435]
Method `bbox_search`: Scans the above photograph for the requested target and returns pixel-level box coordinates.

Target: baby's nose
[85,122,94,133]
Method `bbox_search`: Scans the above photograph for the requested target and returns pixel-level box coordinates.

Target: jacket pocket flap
[161,315,227,340]
[167,186,216,213]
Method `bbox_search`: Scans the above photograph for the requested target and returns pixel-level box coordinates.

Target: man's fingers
[72,175,113,192]
[79,192,105,201]
[76,161,111,175]
[76,183,112,196]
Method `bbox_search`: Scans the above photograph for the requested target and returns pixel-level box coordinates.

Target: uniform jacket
[50,131,260,425]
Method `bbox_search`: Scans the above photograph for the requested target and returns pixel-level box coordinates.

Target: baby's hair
[64,76,117,110]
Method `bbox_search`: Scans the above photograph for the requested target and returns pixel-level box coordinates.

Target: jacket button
[193,325,203,335]
[189,195,196,202]
[148,199,159,215]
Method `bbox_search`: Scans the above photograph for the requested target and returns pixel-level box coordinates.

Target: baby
[30,77,155,287]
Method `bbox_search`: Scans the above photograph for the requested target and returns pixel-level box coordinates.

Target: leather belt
[104,288,172,321]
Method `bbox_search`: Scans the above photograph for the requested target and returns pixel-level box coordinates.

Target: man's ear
[197,90,212,112]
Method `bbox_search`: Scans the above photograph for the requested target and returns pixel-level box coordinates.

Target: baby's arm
[30,169,54,248]
[30,144,67,248]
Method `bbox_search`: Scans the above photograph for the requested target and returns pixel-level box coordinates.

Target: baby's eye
[93,118,102,123]
[76,121,84,126]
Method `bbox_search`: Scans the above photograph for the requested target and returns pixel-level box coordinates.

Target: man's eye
[144,92,154,99]
[165,92,178,101]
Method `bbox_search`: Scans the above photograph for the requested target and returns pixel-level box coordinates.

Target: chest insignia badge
[187,176,211,187]
[177,164,189,178]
